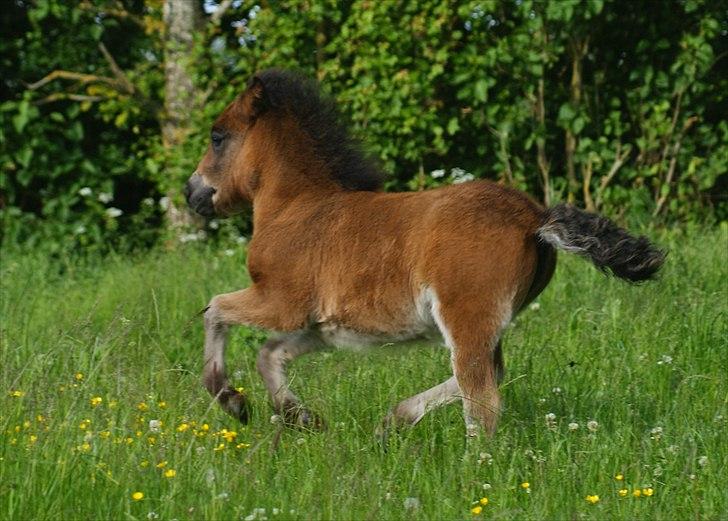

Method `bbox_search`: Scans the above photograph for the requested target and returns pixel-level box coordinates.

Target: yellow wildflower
[79,419,91,430]
[615,474,624,481]
[147,436,156,445]
[108,400,118,409]
[236,443,251,449]
[137,402,148,412]
[479,497,489,506]
[125,437,134,445]
[471,505,483,515]
[90,397,103,407]
[131,491,144,501]
[29,435,38,444]
[140,460,149,468]
[213,443,226,452]
[177,423,190,432]
[23,421,31,429]
[236,386,245,394]
[585,495,600,504]
[158,401,167,408]
[201,423,210,432]
[618,489,628,497]
[9,390,25,398]
[79,442,91,452]
[642,488,654,497]
[155,461,167,469]
[222,430,237,442]
[99,431,111,439]
[520,482,530,490]
[164,469,176,478]
[633,489,642,497]
[36,415,45,423]
[75,372,84,381]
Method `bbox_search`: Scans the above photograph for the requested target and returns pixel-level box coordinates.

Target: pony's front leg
[203,287,299,423]
[256,331,325,429]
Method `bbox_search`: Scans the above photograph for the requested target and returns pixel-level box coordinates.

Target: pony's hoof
[221,389,252,424]
[282,402,325,431]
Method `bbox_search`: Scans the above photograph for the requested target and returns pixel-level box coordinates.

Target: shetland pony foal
[185,69,664,438]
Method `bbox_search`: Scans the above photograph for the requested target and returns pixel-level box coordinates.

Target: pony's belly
[317,320,436,351]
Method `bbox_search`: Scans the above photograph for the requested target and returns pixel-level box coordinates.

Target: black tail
[537,204,666,282]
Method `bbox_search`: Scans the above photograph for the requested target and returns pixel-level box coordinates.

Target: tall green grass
[1,227,726,520]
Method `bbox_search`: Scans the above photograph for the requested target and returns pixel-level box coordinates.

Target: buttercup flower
[633,489,642,497]
[164,469,176,478]
[642,488,654,497]
[615,474,624,481]
[90,397,102,407]
[471,505,482,515]
[479,497,489,506]
[585,495,599,504]
[132,492,144,501]
[618,489,628,497]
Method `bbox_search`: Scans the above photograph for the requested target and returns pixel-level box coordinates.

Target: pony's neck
[250,118,341,227]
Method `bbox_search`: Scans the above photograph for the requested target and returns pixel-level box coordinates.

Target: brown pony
[185,69,664,438]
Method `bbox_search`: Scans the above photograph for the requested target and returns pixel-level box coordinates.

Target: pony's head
[185,69,383,218]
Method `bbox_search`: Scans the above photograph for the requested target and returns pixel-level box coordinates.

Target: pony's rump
[537,204,666,282]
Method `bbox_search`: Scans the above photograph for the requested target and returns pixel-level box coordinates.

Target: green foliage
[1,228,727,518]
[1,0,726,251]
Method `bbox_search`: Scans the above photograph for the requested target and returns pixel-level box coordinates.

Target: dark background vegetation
[1,0,726,254]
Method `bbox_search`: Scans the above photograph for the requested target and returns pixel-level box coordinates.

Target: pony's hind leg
[256,331,325,429]
[377,376,460,440]
[434,297,510,438]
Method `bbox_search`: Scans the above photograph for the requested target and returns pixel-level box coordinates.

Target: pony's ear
[241,75,268,120]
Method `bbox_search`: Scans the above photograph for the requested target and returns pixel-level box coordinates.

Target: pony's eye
[211,131,225,151]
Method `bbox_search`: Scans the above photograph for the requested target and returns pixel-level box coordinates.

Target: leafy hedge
[1,0,726,252]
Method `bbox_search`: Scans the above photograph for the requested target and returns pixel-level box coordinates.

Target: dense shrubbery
[1,0,726,252]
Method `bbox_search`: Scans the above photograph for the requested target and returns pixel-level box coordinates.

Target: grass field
[1,226,727,520]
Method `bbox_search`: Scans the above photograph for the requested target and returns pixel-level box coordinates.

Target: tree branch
[98,42,135,94]
[26,70,119,91]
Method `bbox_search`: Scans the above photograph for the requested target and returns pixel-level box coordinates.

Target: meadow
[1,226,726,520]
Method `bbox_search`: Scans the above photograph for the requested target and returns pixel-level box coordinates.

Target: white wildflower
[430,169,446,179]
[657,355,673,365]
[477,452,493,465]
[106,207,123,218]
[147,513,159,520]
[452,171,475,184]
[216,492,229,501]
[529,302,541,311]
[650,426,663,440]
[159,196,170,211]
[403,497,420,510]
[142,197,154,206]
[384,492,393,501]
[667,444,679,455]
[224,249,235,256]
[74,225,86,234]
[205,468,216,486]
[698,456,708,467]
[295,437,305,446]
[98,192,113,203]
[271,508,280,515]
[209,220,220,230]
[236,236,248,244]
[551,387,561,394]
[148,420,161,433]
[482,483,492,490]
[545,412,556,421]
[568,422,579,431]
[538,398,546,404]
[78,187,92,197]
[587,420,599,432]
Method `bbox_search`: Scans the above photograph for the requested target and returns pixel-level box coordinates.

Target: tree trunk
[163,0,202,230]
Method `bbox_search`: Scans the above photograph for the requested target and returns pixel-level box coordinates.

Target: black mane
[255,69,384,192]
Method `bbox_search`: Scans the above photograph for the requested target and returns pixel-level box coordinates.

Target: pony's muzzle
[185,173,217,218]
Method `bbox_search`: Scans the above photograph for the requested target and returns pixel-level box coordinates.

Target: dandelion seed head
[587,420,599,432]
